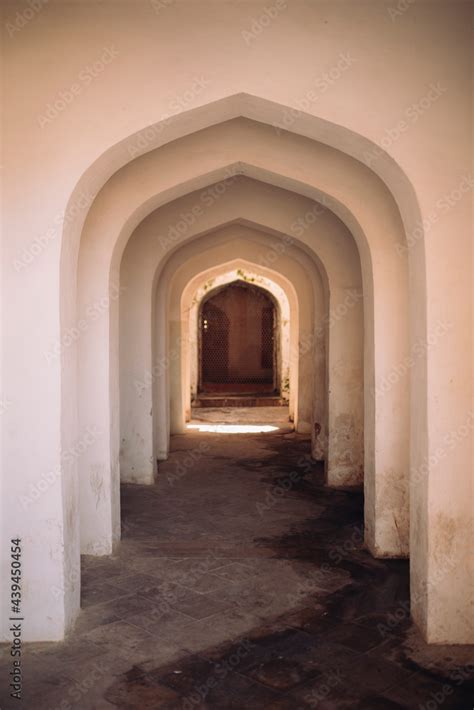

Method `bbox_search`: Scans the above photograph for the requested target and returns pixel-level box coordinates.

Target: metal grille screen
[200,282,276,392]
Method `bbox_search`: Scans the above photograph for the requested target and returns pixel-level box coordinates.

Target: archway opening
[198,281,279,397]
[191,279,289,431]
[179,258,299,442]
[53,96,451,648]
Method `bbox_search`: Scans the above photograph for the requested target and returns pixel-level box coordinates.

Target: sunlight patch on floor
[186,423,279,433]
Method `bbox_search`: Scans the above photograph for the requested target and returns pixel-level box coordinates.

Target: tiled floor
[1,412,473,708]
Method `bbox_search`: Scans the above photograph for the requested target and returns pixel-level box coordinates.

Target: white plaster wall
[2,0,471,643]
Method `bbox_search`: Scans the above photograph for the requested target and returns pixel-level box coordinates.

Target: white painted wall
[2,0,471,643]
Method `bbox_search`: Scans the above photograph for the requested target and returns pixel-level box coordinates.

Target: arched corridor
[2,2,474,705]
[3,97,471,648]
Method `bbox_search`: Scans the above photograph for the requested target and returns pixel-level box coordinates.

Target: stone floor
[1,409,473,708]
[189,405,292,428]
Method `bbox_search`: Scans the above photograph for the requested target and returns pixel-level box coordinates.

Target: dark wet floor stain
[4,427,473,709]
[103,433,474,709]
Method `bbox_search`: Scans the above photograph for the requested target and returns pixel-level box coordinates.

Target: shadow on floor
[1,421,473,708]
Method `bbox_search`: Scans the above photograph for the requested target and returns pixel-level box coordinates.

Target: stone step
[193,395,287,408]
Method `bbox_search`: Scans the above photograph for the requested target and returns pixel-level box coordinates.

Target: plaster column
[77,236,121,555]
[119,254,155,483]
[409,196,473,643]
[326,286,364,486]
